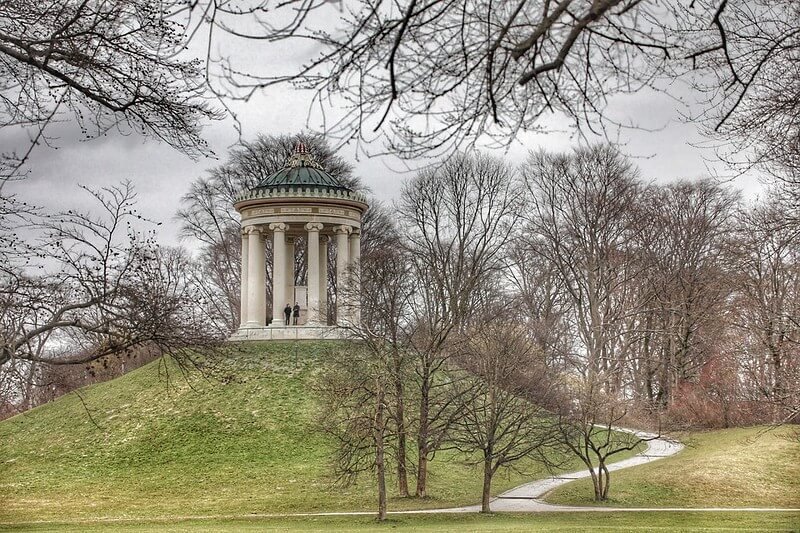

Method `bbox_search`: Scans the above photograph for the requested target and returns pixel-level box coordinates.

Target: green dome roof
[253,143,351,193]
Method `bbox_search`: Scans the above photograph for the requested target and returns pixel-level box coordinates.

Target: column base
[229,325,348,341]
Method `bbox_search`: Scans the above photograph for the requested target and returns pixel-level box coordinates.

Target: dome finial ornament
[285,141,325,171]
[247,139,351,192]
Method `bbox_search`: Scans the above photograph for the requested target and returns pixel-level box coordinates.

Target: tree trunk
[376,383,387,521]
[771,346,784,422]
[481,456,493,513]
[597,464,605,501]
[642,312,654,403]
[21,362,37,410]
[394,355,409,497]
[395,400,409,497]
[599,462,610,501]
[416,374,431,498]
[589,465,601,501]
[416,438,428,498]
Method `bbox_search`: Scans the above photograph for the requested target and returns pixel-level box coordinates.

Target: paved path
[429,429,683,512]
[290,431,796,515]
[297,432,799,515]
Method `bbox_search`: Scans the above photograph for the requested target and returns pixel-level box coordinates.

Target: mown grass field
[2,511,799,532]
[546,425,800,509]
[0,341,640,525]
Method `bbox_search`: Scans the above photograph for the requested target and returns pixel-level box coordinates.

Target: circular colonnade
[231,143,368,340]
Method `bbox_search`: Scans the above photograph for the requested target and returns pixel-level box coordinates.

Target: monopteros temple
[230,143,368,340]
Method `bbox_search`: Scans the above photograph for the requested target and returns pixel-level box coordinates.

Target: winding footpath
[407,430,796,514]
[434,430,683,513]
[260,430,797,516]
[270,430,687,517]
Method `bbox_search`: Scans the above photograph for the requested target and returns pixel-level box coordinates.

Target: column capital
[269,222,288,233]
[349,228,361,237]
[332,224,353,235]
[320,235,330,244]
[305,222,324,232]
[244,225,262,235]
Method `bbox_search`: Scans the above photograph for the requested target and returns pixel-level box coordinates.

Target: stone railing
[235,186,368,204]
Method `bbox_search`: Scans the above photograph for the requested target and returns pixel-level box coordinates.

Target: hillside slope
[1,341,610,523]
[545,425,800,508]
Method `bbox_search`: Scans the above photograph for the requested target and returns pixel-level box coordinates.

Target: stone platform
[229,325,347,341]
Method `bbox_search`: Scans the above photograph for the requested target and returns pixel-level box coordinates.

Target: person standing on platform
[293,302,301,325]
[284,303,292,325]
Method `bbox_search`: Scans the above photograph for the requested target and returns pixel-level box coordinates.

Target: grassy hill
[545,425,800,508]
[1,341,637,524]
[2,341,799,531]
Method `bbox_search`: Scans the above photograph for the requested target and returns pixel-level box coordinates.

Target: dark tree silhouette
[0,0,222,177]
[0,182,221,370]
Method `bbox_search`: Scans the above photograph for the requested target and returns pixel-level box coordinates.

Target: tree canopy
[2,1,797,167]
[0,0,222,175]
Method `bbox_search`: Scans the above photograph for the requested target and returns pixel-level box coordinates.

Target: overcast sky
[8,74,767,250]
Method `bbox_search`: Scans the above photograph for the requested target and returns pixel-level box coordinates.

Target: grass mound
[1,341,634,524]
[545,425,800,508]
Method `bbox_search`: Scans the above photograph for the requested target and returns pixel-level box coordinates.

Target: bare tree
[450,319,562,512]
[733,195,800,423]
[520,145,643,385]
[557,378,661,502]
[400,153,522,335]
[630,180,738,407]
[315,343,395,521]
[184,0,674,157]
[682,1,800,183]
[506,242,574,374]
[0,0,222,177]
[398,152,522,497]
[0,182,221,370]
[342,224,415,498]
[5,1,796,168]
[153,0,793,164]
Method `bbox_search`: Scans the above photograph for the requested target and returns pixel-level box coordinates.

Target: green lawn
[546,425,800,508]
[0,342,640,524]
[2,512,799,532]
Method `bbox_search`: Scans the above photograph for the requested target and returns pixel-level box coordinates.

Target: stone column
[239,229,249,327]
[270,222,288,326]
[245,226,266,327]
[333,225,352,325]
[349,229,361,326]
[319,236,329,326]
[286,236,295,311]
[305,223,324,325]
